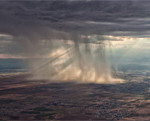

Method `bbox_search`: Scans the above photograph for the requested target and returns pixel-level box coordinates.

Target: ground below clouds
[0,74,150,120]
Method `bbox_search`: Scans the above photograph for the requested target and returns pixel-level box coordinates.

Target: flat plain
[0,74,150,120]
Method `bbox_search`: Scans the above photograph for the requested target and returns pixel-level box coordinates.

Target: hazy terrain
[1,57,150,120]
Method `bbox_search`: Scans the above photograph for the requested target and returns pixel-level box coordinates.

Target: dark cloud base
[0,1,150,37]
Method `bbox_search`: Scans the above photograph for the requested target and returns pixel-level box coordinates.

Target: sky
[1,0,150,83]
[1,0,150,58]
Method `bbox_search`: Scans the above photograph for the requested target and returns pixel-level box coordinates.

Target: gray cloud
[1,0,150,57]
[0,1,150,37]
[1,0,147,82]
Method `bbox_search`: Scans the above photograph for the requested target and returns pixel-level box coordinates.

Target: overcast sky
[1,0,150,58]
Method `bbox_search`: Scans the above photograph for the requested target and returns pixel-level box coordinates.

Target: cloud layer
[0,1,149,83]
[1,1,150,37]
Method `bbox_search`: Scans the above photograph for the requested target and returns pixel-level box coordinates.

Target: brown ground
[0,74,150,120]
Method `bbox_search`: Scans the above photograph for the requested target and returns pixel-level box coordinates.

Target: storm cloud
[0,0,150,37]
[0,0,149,83]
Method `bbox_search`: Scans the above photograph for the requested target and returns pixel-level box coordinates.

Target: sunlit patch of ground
[0,74,150,120]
